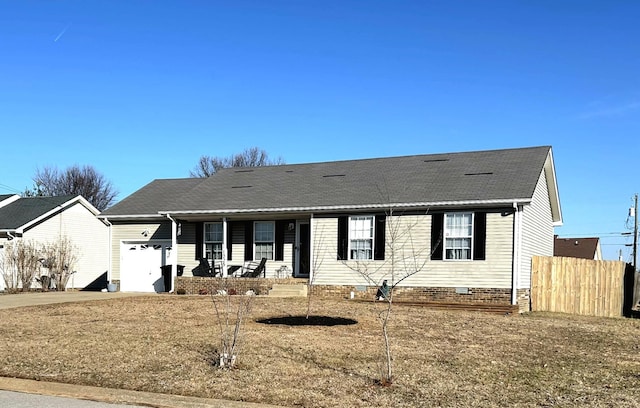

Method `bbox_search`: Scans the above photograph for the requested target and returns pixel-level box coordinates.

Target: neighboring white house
[99,146,562,311]
[0,194,110,291]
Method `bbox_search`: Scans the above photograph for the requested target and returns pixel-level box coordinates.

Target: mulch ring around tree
[256,315,358,326]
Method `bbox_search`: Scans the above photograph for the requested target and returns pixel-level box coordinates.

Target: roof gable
[554,237,600,259]
[0,195,100,231]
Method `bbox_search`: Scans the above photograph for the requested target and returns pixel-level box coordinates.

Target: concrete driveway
[0,291,148,310]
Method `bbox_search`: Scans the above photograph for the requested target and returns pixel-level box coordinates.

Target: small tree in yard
[39,237,79,291]
[306,221,328,319]
[342,208,434,385]
[210,289,254,368]
[0,240,41,292]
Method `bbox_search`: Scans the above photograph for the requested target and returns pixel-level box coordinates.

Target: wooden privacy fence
[531,256,627,318]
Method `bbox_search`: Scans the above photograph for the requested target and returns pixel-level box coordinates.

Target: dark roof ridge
[214,145,552,172]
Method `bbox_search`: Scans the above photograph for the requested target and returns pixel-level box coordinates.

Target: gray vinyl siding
[519,170,554,288]
[312,212,514,288]
[110,220,171,281]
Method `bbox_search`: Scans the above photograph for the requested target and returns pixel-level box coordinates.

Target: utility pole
[633,193,638,273]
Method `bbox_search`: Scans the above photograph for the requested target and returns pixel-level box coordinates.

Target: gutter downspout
[103,218,113,286]
[309,214,314,284]
[222,217,228,277]
[511,202,522,305]
[166,214,178,293]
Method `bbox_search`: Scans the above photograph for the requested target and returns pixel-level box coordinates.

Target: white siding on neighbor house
[312,212,514,288]
[110,221,171,281]
[519,169,554,289]
[17,202,109,289]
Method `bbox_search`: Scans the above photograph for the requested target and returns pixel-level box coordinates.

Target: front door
[296,222,310,277]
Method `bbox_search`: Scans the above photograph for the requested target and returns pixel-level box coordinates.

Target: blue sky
[0,1,638,261]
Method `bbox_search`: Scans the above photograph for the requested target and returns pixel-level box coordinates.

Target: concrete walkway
[0,291,147,310]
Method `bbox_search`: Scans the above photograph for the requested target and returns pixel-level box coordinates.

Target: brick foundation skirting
[309,285,512,304]
[175,277,306,295]
[175,277,517,306]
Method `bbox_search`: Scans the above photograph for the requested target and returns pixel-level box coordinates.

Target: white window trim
[204,222,223,260]
[253,221,275,260]
[348,215,375,261]
[443,212,474,261]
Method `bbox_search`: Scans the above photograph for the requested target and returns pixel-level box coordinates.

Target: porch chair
[194,258,221,277]
[239,257,267,278]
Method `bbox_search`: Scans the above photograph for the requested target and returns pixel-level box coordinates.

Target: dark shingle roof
[100,178,206,217]
[101,146,553,217]
[554,237,600,259]
[0,195,77,230]
[0,194,16,203]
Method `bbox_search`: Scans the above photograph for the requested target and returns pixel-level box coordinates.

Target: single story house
[99,145,562,311]
[0,194,110,291]
[554,236,603,260]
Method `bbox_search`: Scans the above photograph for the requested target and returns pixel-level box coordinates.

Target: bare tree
[190,147,285,178]
[342,208,434,384]
[306,221,327,319]
[25,165,118,211]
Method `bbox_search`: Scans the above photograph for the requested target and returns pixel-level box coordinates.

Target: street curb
[0,377,284,408]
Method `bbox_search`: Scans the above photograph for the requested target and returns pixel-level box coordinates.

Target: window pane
[349,216,374,260]
[254,222,274,242]
[444,212,473,260]
[206,243,223,260]
[350,239,372,260]
[350,216,373,239]
[205,223,223,242]
[255,243,273,260]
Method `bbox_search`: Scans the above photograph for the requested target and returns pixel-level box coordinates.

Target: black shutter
[275,220,286,261]
[337,216,348,260]
[195,222,204,260]
[374,215,386,260]
[431,213,444,260]
[473,212,486,260]
[226,222,233,261]
[244,221,253,261]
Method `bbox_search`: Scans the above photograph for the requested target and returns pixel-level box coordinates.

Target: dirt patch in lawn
[1,295,639,407]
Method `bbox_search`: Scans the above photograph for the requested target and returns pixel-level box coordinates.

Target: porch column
[309,213,315,283]
[222,217,228,277]
[168,215,178,292]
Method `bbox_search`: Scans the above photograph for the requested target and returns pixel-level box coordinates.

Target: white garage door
[120,241,172,292]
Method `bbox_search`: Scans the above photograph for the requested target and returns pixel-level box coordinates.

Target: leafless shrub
[0,240,41,291]
[39,237,78,291]
[210,290,254,368]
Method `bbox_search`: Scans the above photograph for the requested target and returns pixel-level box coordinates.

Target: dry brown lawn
[1,295,639,407]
